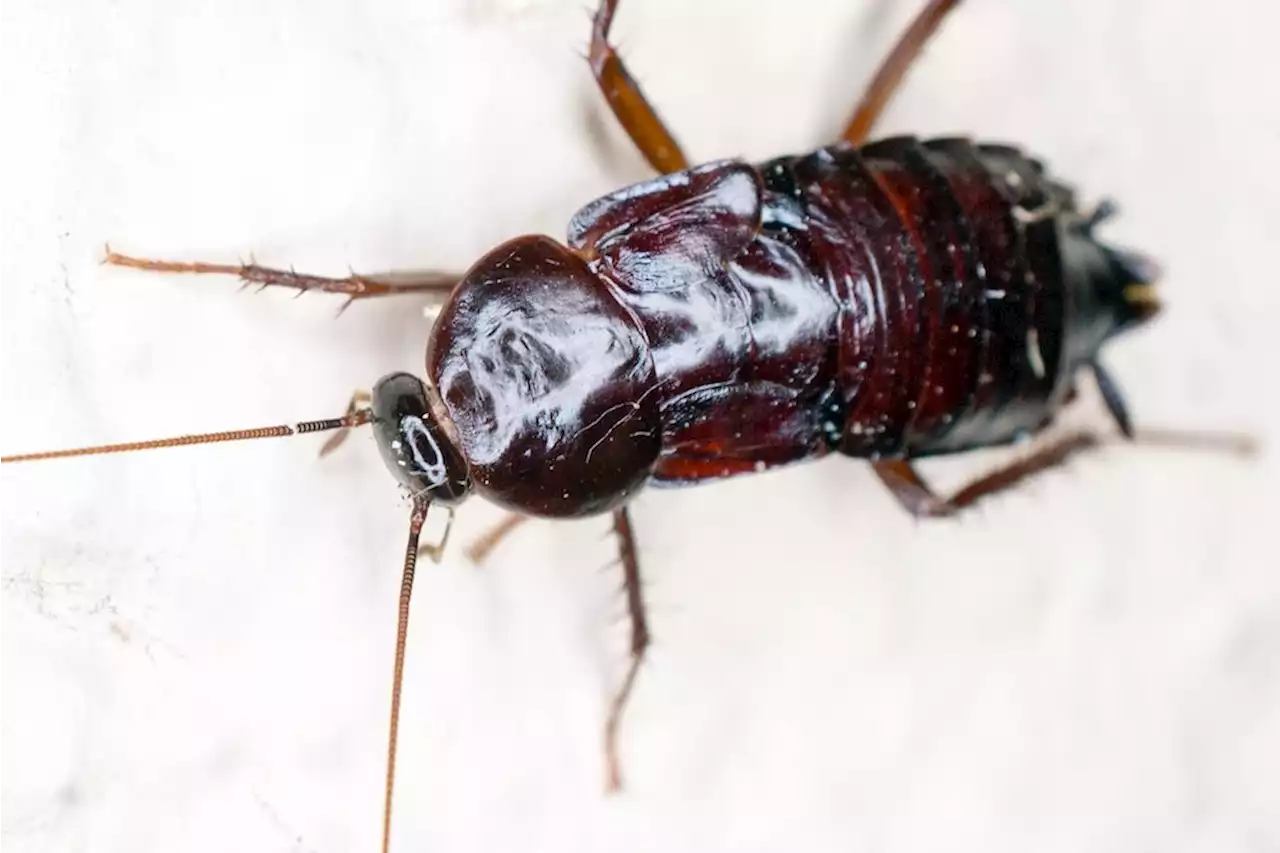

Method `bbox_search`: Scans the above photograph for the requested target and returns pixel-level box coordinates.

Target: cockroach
[1,1,1256,851]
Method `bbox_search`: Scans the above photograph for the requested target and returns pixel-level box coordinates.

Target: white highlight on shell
[401,415,448,487]
[1026,327,1046,379]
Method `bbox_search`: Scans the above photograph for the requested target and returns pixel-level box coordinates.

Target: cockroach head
[371,372,472,505]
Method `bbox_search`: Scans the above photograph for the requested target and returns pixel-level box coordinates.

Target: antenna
[2,402,444,853]
[1,410,372,464]
[383,496,429,853]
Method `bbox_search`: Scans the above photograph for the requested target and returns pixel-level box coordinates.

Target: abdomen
[774,136,1081,459]
[575,139,1104,486]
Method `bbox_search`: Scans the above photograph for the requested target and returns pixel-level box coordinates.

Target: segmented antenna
[383,496,428,853]
[3,400,441,853]
[1,410,372,464]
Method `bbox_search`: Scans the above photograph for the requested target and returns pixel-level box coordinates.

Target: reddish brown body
[427,136,1153,517]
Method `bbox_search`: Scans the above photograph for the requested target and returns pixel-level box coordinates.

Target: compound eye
[371,372,471,505]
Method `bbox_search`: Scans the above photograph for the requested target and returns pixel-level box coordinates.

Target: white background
[2,1,1278,852]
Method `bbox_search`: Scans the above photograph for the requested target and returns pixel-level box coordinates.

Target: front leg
[589,0,689,175]
[318,389,373,457]
[465,513,529,564]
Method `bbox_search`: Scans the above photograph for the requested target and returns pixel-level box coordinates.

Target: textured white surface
[2,1,1278,852]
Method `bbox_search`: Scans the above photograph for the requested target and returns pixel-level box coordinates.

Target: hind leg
[873,422,1257,519]
[842,0,962,145]
[872,431,1101,518]
[589,0,688,174]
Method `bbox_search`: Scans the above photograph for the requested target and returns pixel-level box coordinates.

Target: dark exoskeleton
[425,138,1156,519]
[12,2,1234,851]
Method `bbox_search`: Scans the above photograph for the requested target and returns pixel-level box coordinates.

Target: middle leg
[603,504,650,792]
[589,0,689,175]
[104,249,462,313]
